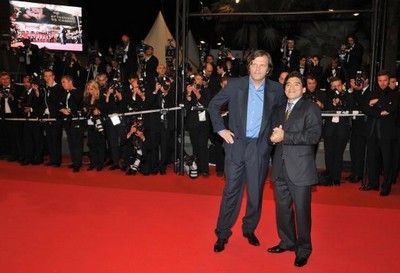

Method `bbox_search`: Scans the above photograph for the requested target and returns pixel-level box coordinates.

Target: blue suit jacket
[208,76,285,164]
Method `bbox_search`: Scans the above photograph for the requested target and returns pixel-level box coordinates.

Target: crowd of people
[0,34,399,194]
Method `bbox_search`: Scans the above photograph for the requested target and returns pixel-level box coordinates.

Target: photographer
[141,45,159,85]
[0,71,23,162]
[19,38,40,76]
[20,75,43,165]
[363,70,398,196]
[185,73,211,176]
[322,57,347,91]
[41,69,63,167]
[83,80,106,171]
[280,38,300,72]
[322,77,354,186]
[115,34,138,84]
[58,75,84,172]
[346,71,370,183]
[140,64,175,175]
[104,77,124,170]
[342,35,364,79]
[123,117,145,175]
[124,74,146,112]
[303,75,326,110]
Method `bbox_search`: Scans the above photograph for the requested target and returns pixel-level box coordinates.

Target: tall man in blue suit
[208,50,285,252]
[268,71,322,267]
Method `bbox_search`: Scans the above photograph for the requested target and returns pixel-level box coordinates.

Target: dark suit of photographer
[363,71,399,196]
[117,35,138,84]
[146,77,176,174]
[58,76,84,172]
[83,80,107,171]
[20,76,43,165]
[41,70,63,167]
[20,39,40,76]
[0,73,23,161]
[323,78,354,185]
[185,74,211,176]
[347,78,370,182]
[103,82,124,170]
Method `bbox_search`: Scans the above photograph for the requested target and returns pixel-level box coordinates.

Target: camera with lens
[130,116,144,132]
[136,41,147,61]
[110,78,122,94]
[355,70,364,87]
[114,45,125,64]
[156,76,171,91]
[218,46,229,60]
[303,92,318,103]
[0,86,11,98]
[86,105,104,133]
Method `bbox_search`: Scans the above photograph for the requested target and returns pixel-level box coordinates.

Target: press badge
[198,110,206,121]
[332,116,339,123]
[110,114,121,125]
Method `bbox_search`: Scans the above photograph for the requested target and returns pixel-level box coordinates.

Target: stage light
[235,0,240,4]
[328,9,334,12]
[200,40,206,44]
[216,42,222,46]
[353,13,360,16]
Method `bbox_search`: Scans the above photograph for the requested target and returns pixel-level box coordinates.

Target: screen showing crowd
[10,0,83,51]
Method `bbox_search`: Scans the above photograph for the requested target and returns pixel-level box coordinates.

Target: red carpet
[1,161,400,273]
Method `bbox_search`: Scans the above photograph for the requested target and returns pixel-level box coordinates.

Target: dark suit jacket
[271,98,322,186]
[208,76,285,164]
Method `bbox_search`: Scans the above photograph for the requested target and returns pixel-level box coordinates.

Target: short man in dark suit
[267,71,322,267]
[209,50,285,252]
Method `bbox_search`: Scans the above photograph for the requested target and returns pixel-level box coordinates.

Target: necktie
[285,102,293,121]
[66,92,71,109]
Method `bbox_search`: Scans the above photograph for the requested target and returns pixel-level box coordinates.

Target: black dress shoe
[360,184,379,191]
[267,245,295,253]
[380,189,391,196]
[214,238,228,252]
[87,166,95,171]
[243,232,260,246]
[294,256,309,267]
[109,165,119,171]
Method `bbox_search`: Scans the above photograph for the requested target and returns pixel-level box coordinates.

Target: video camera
[0,86,11,98]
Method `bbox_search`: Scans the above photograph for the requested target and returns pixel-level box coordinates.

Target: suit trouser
[215,139,268,239]
[367,136,394,191]
[44,122,62,165]
[87,128,106,168]
[274,163,312,258]
[324,134,348,181]
[23,121,43,163]
[105,120,122,167]
[64,122,84,168]
[349,133,367,178]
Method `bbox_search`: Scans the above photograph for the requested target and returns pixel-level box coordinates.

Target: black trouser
[44,121,62,165]
[188,122,209,174]
[3,118,24,161]
[64,121,84,168]
[349,133,367,178]
[211,132,225,173]
[105,120,122,167]
[274,163,312,258]
[367,136,394,192]
[23,121,43,163]
[143,129,161,173]
[324,135,348,181]
[159,126,174,172]
[87,127,106,168]
[215,139,268,239]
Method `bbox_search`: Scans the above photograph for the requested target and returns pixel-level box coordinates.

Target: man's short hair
[377,70,389,78]
[284,71,304,87]
[329,76,342,83]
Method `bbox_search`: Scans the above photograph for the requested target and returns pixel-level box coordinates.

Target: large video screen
[10,1,82,51]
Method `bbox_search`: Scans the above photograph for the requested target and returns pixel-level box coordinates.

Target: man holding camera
[209,50,285,252]
[346,72,370,183]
